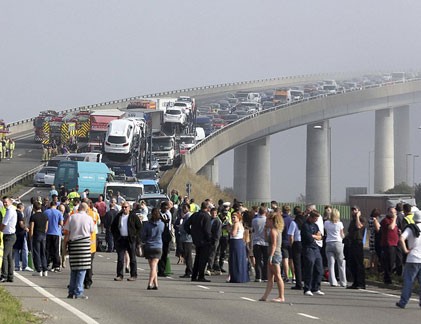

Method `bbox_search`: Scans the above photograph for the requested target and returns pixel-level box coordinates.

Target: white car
[33,166,57,187]
[164,107,187,125]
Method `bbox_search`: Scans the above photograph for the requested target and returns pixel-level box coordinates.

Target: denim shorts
[271,254,282,265]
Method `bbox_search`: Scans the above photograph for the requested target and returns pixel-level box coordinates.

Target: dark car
[195,116,214,136]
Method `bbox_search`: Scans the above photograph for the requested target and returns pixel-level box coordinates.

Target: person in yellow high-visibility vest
[83,199,100,289]
[8,139,15,159]
[5,138,10,159]
[0,140,3,162]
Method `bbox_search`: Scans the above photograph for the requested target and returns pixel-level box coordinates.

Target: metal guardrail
[0,164,44,196]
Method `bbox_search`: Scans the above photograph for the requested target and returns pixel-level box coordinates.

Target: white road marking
[297,313,319,320]
[17,154,22,157]
[106,258,110,260]
[28,150,32,152]
[97,255,103,258]
[15,273,99,324]
[362,288,418,302]
[19,187,35,198]
[137,268,145,271]
[241,297,256,302]
[197,285,210,290]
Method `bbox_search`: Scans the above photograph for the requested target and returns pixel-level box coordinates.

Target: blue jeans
[69,270,87,297]
[398,263,421,307]
[14,235,29,269]
[303,246,323,293]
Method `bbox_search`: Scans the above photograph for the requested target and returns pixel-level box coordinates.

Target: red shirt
[94,201,107,217]
[380,217,399,247]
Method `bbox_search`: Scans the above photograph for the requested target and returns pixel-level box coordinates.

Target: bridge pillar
[198,158,219,185]
[306,121,330,205]
[233,144,248,201]
[393,105,410,185]
[246,137,271,203]
[374,108,395,193]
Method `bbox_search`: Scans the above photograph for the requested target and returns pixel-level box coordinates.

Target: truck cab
[151,135,176,168]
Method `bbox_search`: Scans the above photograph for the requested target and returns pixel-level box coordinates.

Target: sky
[1,1,421,202]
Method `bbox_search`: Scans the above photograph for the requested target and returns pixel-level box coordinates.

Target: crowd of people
[0,137,16,162]
[1,190,421,308]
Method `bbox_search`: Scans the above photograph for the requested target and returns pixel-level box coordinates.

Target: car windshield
[143,197,169,209]
[106,185,143,201]
[144,184,159,194]
[152,138,173,150]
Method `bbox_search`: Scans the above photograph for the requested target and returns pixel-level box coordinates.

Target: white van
[66,153,102,162]
[104,119,138,154]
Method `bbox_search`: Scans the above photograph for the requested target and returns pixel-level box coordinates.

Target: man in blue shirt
[44,202,64,272]
[301,210,324,296]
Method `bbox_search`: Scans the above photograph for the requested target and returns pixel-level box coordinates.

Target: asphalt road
[2,187,420,324]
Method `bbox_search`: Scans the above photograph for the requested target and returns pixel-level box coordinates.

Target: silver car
[33,166,57,187]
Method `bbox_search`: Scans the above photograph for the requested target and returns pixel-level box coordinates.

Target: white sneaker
[205,270,211,276]
[43,271,48,277]
[314,290,325,295]
[304,291,313,296]
[32,272,42,276]
[23,267,34,272]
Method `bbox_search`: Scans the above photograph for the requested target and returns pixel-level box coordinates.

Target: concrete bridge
[5,73,421,205]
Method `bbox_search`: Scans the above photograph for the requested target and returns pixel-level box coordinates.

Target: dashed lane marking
[297,313,319,320]
[97,255,103,258]
[19,187,35,198]
[241,297,256,302]
[15,273,99,324]
[197,285,210,290]
[363,288,418,302]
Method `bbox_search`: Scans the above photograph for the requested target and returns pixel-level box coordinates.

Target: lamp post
[406,153,412,185]
[368,150,374,194]
[413,154,419,187]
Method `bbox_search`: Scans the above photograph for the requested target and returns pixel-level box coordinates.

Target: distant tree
[296,193,306,203]
[383,182,413,194]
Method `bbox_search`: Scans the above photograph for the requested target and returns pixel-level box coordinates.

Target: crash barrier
[0,164,44,196]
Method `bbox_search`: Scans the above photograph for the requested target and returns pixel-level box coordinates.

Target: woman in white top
[324,208,347,287]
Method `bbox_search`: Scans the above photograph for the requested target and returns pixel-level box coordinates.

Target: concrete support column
[198,158,219,185]
[393,105,410,185]
[246,137,271,203]
[306,121,330,205]
[233,145,248,201]
[374,108,395,193]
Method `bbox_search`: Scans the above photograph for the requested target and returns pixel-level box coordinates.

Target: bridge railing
[187,77,421,157]
[0,164,44,196]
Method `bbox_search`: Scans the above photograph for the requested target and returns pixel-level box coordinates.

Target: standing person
[63,203,94,299]
[184,201,212,282]
[13,203,31,272]
[324,208,347,287]
[216,202,232,273]
[346,205,367,289]
[281,205,293,282]
[84,200,100,289]
[368,208,381,273]
[94,195,107,234]
[111,202,142,281]
[157,201,172,277]
[227,211,250,283]
[29,201,49,277]
[252,206,268,282]
[1,197,18,282]
[103,199,118,253]
[289,206,305,290]
[301,210,324,296]
[259,211,285,302]
[380,207,399,284]
[141,208,164,290]
[396,211,421,309]
[206,207,222,275]
[45,202,64,272]
[178,204,193,278]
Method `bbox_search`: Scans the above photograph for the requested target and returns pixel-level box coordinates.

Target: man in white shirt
[1,197,18,282]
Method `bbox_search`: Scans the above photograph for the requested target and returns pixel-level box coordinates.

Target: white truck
[151,135,176,168]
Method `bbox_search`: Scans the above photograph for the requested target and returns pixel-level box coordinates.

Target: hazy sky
[1,1,421,202]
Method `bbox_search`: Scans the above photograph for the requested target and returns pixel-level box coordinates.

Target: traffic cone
[164,256,173,276]
[28,251,34,270]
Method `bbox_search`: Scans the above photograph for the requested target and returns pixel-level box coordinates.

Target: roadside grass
[160,164,234,203]
[0,286,41,324]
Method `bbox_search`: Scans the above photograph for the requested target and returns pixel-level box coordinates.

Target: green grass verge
[0,286,41,324]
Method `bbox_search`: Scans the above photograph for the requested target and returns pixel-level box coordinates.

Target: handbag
[135,243,143,257]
